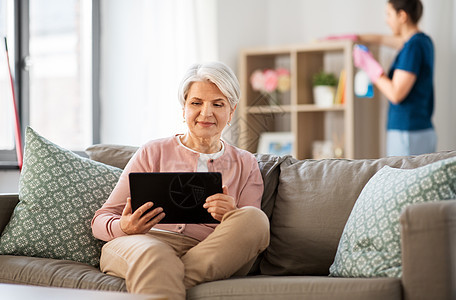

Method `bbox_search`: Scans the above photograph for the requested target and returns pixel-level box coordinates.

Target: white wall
[0,170,20,193]
[424,0,456,151]
[216,0,269,69]
[217,0,456,152]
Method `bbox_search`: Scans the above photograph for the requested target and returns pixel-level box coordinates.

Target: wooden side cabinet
[237,40,381,159]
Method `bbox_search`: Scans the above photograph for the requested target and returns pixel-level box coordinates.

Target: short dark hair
[388,0,423,24]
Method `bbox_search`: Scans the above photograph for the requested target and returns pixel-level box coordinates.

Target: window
[29,0,93,150]
[0,0,99,167]
[99,0,217,145]
[0,0,16,163]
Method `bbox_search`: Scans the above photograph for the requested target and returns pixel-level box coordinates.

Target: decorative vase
[313,86,335,107]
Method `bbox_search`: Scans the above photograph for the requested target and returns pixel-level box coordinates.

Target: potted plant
[312,71,338,107]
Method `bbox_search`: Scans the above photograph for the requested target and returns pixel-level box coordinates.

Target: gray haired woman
[92,62,270,300]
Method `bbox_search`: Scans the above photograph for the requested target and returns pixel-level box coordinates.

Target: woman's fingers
[222,185,229,195]
[122,197,133,216]
[204,196,237,222]
[204,190,236,212]
[121,199,164,234]
[145,209,166,226]
[143,206,165,222]
[210,212,223,222]
[132,201,154,220]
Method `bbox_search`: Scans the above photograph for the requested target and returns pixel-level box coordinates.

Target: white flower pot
[313,86,335,107]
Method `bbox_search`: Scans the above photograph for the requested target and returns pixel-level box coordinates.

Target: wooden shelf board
[296,104,345,112]
[245,105,293,113]
[245,104,345,114]
[241,40,353,56]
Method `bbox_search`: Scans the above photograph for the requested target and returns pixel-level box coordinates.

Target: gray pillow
[254,153,289,219]
[85,144,138,169]
[0,127,122,267]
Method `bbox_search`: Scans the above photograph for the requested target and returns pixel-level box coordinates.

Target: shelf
[244,105,292,114]
[245,104,345,114]
[241,40,353,55]
[238,40,381,160]
[296,104,345,112]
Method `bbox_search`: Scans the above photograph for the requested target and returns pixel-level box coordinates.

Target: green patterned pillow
[329,157,456,278]
[0,127,122,267]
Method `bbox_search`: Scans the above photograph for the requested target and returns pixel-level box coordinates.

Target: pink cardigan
[91,135,264,242]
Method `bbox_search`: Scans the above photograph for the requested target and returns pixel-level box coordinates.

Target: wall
[0,170,20,193]
[216,0,269,69]
[217,0,456,152]
[425,0,456,151]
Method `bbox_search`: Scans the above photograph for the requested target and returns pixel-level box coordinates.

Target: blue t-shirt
[387,32,434,131]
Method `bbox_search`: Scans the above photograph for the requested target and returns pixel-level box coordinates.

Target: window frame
[0,0,100,168]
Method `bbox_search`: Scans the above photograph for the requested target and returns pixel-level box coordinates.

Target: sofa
[0,134,455,300]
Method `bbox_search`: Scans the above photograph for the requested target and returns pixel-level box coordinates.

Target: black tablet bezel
[128,172,222,224]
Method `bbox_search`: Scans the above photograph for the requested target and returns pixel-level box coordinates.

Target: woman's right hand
[120,197,165,235]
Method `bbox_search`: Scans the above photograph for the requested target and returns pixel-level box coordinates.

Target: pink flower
[263,69,278,93]
[276,68,290,77]
[250,70,265,91]
[250,68,291,93]
[276,68,291,92]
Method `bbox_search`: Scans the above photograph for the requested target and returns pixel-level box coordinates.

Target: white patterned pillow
[329,157,456,278]
[0,127,122,267]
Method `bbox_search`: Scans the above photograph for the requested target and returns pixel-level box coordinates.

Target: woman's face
[386,3,401,36]
[183,81,234,140]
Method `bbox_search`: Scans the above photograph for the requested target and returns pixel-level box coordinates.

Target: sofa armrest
[400,199,456,300]
[0,193,19,235]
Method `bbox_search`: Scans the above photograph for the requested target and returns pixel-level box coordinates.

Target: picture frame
[257,132,294,156]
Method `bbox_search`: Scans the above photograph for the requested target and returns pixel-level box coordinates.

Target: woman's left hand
[203,185,237,222]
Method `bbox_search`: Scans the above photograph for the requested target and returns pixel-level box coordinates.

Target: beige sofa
[0,145,455,300]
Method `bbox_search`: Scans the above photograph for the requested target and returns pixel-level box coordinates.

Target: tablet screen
[129,172,222,223]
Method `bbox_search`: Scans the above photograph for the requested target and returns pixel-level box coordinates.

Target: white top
[175,135,225,172]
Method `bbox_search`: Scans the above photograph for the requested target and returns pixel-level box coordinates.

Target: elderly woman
[91,62,270,300]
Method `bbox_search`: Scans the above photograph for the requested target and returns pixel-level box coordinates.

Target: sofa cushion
[245,154,287,274]
[0,255,126,291]
[0,194,19,235]
[187,275,401,300]
[0,127,122,267]
[329,157,456,278]
[260,150,456,276]
[85,144,138,169]
[253,154,289,220]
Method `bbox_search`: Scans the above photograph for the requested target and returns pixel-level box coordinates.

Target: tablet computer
[129,172,222,224]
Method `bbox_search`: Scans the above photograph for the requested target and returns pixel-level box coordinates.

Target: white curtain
[100,0,217,146]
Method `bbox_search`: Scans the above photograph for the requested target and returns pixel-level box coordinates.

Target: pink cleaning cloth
[323,34,358,41]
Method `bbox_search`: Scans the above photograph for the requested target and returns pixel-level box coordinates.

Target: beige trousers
[100,206,270,300]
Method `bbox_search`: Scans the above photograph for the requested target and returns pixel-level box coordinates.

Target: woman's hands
[120,185,236,231]
[353,45,384,83]
[204,186,237,222]
[120,198,165,235]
